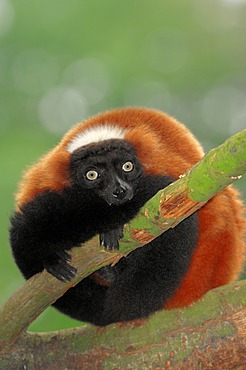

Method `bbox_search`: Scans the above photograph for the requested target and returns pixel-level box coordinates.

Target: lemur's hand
[100,225,124,251]
[44,250,77,282]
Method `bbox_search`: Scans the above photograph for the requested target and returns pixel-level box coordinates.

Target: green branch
[119,128,246,254]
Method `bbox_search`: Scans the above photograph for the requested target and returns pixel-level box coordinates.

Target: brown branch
[1,281,246,368]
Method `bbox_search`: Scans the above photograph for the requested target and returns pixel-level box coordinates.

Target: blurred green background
[0,0,246,332]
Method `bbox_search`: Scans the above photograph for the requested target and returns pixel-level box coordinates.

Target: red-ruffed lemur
[10,108,245,326]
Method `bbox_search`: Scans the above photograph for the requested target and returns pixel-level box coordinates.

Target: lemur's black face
[70,139,144,206]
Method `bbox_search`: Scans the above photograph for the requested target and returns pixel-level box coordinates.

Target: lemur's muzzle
[106,177,133,205]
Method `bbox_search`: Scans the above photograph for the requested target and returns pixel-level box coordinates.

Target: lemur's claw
[44,251,77,282]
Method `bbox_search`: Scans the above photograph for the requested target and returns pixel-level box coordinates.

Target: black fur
[10,139,199,326]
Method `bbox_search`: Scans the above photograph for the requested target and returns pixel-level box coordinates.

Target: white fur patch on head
[67,125,127,153]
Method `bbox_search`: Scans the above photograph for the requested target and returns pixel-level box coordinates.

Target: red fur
[15,107,245,308]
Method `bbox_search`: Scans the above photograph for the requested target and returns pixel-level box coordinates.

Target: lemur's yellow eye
[86,170,99,181]
[122,161,134,172]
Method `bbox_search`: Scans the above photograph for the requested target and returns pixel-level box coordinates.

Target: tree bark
[1,281,246,369]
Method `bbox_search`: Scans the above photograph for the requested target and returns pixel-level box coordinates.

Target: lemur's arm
[10,175,172,282]
[10,188,92,281]
[10,185,130,281]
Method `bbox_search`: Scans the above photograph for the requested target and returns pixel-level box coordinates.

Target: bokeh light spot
[201,85,245,135]
[0,0,15,37]
[192,0,243,31]
[144,28,190,74]
[12,49,60,95]
[62,57,111,104]
[38,87,87,134]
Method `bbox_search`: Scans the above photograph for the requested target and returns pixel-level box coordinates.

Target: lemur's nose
[112,184,127,199]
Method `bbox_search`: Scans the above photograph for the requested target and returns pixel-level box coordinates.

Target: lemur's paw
[44,251,77,282]
[100,226,124,251]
